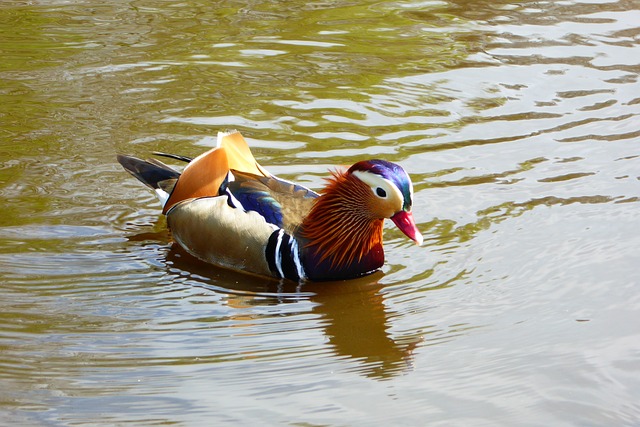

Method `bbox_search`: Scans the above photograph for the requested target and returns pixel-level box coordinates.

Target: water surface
[1,0,639,425]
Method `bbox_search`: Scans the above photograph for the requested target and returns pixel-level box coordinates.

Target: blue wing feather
[219,171,317,229]
[229,183,284,227]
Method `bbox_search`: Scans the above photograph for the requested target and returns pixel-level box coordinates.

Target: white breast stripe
[274,229,285,278]
[290,239,306,280]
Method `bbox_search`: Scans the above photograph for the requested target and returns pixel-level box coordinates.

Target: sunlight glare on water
[0,0,639,425]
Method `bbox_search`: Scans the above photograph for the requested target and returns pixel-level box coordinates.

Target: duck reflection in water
[305,276,422,380]
[128,228,421,380]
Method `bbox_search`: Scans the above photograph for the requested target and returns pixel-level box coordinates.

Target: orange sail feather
[163,130,270,214]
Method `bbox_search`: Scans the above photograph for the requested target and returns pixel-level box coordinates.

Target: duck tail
[151,152,193,163]
[117,154,181,207]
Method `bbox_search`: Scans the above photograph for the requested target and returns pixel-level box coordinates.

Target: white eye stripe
[352,170,404,204]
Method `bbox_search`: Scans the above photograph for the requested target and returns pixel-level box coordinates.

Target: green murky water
[1,0,639,425]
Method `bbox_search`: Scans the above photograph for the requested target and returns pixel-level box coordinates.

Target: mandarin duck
[117,131,422,281]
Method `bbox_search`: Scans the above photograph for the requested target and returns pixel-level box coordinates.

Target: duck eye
[375,187,387,198]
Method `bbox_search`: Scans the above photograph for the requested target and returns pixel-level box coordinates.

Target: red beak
[391,211,423,246]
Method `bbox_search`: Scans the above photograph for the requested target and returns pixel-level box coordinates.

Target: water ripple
[1,0,639,424]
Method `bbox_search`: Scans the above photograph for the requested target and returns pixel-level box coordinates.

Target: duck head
[300,159,422,280]
[347,159,423,246]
